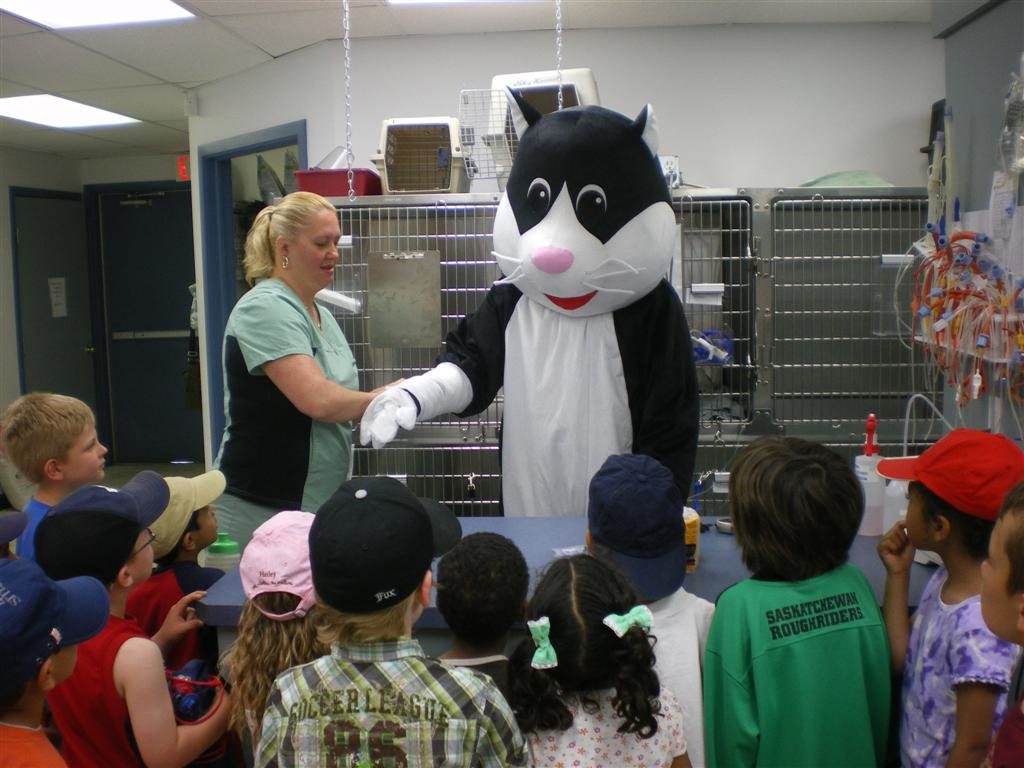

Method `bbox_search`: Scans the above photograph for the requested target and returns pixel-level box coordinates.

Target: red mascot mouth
[545,291,598,311]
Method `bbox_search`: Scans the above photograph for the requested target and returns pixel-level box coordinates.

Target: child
[1,508,27,559]
[586,453,715,767]
[33,470,232,766]
[0,393,107,561]
[126,470,226,670]
[436,532,529,699]
[508,553,690,767]
[256,476,527,767]
[704,437,891,767]
[0,558,109,767]
[878,429,1024,766]
[223,509,326,748]
[980,481,1024,767]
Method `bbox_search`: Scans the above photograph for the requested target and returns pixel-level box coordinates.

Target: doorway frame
[197,120,307,458]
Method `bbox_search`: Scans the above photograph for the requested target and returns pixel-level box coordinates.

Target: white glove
[359,362,473,449]
[359,388,419,449]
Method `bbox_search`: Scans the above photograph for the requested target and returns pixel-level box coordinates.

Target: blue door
[101,187,203,462]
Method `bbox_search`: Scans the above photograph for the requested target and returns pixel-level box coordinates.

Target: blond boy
[256,476,526,767]
[34,471,231,767]
[0,393,107,560]
[980,482,1024,766]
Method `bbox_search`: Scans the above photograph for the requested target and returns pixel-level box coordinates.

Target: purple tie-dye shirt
[901,566,1021,766]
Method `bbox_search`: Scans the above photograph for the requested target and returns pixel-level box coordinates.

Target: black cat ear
[507,88,543,139]
[633,104,659,157]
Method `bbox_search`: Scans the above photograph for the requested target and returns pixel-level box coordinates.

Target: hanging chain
[554,0,563,110]
[343,0,355,201]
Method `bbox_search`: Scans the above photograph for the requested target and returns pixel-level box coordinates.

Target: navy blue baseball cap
[0,510,27,546]
[0,558,108,697]
[35,471,170,584]
[587,454,687,602]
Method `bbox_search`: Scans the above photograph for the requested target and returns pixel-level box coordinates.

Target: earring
[281,256,289,269]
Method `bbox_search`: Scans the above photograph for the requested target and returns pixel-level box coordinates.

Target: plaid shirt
[256,639,527,767]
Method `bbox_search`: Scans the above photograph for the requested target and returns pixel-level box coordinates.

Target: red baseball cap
[876,429,1024,521]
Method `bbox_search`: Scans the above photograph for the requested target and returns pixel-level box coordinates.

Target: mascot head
[492,92,676,317]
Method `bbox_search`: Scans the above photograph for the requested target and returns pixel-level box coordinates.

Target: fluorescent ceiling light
[0,95,139,128]
[0,0,193,29]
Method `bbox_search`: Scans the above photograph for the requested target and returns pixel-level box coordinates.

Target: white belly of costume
[501,298,632,517]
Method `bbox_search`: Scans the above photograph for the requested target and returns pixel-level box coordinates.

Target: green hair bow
[527,616,558,669]
[602,605,654,638]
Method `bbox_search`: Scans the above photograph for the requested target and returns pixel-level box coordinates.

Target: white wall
[0,148,81,409]
[188,22,944,459]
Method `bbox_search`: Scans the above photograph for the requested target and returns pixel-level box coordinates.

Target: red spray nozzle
[863,413,878,456]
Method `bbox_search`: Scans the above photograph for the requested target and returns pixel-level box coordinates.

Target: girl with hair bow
[507,554,692,767]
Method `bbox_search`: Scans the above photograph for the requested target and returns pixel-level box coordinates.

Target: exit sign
[176,155,190,181]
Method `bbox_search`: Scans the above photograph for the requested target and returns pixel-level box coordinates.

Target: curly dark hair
[436,532,528,648]
[508,554,662,738]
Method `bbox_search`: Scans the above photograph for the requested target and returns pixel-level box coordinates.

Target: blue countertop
[198,516,934,630]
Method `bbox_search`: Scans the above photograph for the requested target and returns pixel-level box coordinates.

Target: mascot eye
[526,178,552,214]
[575,184,607,218]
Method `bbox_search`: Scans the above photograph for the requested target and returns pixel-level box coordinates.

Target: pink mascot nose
[531,246,574,274]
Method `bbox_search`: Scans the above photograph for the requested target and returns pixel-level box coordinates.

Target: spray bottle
[854,413,885,536]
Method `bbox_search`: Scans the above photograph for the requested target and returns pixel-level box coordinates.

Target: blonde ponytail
[241,191,337,286]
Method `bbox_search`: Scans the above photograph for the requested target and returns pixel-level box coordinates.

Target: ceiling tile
[0,10,43,37]
[58,18,270,84]
[57,84,187,121]
[79,121,187,150]
[0,127,126,158]
[157,119,188,131]
[216,9,341,56]
[0,32,161,91]
[0,78,40,97]
[0,114,37,137]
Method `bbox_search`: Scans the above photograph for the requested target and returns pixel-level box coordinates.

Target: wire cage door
[769,192,941,463]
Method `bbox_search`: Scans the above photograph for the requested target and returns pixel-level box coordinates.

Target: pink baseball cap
[876,429,1024,521]
[240,510,316,621]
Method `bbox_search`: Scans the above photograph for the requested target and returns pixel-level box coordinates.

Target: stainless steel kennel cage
[328,188,939,516]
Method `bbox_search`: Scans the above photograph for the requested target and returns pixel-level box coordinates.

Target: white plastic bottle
[883,479,909,532]
[204,532,241,572]
[855,413,885,536]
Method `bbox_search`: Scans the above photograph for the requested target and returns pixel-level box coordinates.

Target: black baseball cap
[35,471,170,584]
[310,476,461,613]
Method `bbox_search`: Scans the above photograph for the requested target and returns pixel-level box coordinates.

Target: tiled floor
[102,461,207,488]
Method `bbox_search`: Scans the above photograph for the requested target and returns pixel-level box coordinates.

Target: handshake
[358,362,473,449]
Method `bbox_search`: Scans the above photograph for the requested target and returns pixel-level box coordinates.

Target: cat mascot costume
[361,93,699,517]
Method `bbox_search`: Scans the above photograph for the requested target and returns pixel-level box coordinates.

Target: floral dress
[528,688,687,767]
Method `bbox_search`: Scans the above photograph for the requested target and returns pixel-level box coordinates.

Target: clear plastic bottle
[854,413,885,536]
[204,532,241,572]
